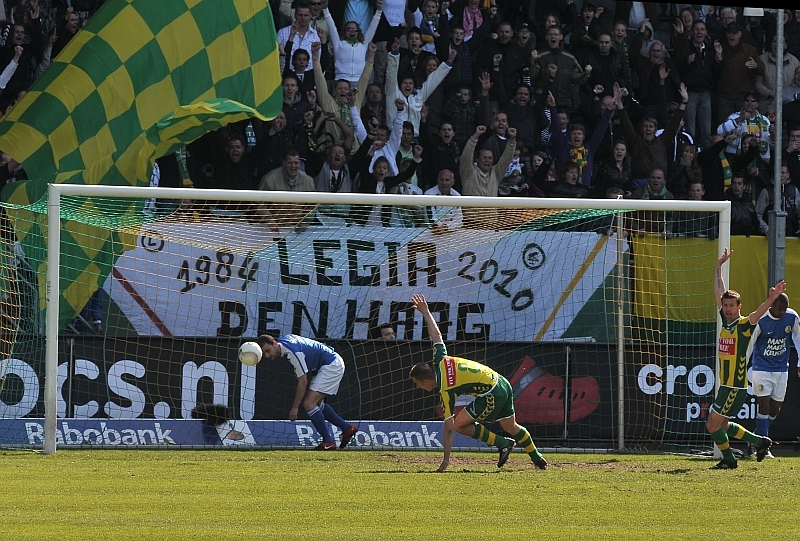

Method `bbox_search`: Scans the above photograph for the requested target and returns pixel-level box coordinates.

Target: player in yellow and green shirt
[408,294,547,472]
[708,248,785,469]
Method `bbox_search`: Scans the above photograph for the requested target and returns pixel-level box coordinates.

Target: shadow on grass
[365,469,506,474]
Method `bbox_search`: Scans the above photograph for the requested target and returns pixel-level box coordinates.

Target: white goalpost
[37,183,730,453]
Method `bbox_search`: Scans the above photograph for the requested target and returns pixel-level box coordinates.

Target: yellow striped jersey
[718,309,754,388]
[431,343,498,418]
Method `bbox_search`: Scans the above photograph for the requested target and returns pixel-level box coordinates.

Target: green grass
[2,449,799,540]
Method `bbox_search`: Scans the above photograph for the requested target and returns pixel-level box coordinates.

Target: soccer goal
[0,184,731,453]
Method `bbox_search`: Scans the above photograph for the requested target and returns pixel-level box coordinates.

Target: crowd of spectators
[3,1,800,238]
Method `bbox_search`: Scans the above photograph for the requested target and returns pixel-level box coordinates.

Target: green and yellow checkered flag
[0,0,281,330]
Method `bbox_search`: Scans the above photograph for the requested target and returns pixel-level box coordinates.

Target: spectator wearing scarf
[716,91,771,161]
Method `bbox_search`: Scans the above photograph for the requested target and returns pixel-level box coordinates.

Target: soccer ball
[238,341,262,366]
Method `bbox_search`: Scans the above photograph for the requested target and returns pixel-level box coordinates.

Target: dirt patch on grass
[379,454,681,472]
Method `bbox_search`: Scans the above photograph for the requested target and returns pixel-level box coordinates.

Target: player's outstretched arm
[748,280,787,325]
[715,248,731,310]
[289,374,308,421]
[437,416,454,472]
[412,294,443,344]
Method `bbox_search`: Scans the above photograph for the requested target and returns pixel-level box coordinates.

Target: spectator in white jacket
[352,96,408,176]
[385,41,455,136]
[323,1,382,86]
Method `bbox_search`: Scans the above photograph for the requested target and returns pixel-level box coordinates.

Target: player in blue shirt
[256,334,357,450]
[748,293,800,459]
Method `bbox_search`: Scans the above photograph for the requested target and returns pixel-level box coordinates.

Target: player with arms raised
[408,294,547,472]
[707,248,784,469]
[748,290,800,458]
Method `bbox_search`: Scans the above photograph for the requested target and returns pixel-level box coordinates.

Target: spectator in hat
[712,22,764,124]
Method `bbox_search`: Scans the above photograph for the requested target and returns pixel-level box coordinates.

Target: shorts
[308,355,345,396]
[711,385,747,418]
[750,370,788,401]
[465,376,515,423]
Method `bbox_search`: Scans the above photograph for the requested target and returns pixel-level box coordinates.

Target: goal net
[0,185,731,452]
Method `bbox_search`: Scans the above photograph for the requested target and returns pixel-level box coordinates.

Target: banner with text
[108,224,622,341]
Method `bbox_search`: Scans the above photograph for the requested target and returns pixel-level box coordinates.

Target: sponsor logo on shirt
[444,358,457,387]
[718,337,735,355]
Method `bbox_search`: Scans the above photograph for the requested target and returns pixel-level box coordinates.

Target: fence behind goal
[0,185,733,452]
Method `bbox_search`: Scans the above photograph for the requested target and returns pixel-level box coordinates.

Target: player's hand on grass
[437,457,449,472]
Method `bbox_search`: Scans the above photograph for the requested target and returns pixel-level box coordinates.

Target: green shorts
[711,385,747,418]
[465,376,515,423]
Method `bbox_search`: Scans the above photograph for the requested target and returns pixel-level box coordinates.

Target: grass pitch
[2,449,799,540]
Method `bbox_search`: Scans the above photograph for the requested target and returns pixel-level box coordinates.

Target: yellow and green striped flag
[0,0,282,330]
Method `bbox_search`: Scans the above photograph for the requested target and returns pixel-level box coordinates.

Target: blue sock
[320,402,350,432]
[755,414,770,437]
[307,406,333,443]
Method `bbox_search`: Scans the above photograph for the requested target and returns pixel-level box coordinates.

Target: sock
[307,406,333,443]
[711,428,736,462]
[755,414,770,437]
[473,423,509,447]
[319,402,350,432]
[726,422,760,445]
[512,427,543,461]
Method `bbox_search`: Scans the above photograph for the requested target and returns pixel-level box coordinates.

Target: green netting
[1,194,751,452]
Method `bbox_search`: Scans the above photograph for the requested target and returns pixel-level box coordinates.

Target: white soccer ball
[238,341,262,366]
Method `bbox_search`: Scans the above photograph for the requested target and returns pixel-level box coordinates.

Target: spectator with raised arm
[436,4,493,94]
[442,77,490,150]
[0,17,44,111]
[277,3,321,68]
[618,82,688,186]
[349,140,422,226]
[386,39,454,136]
[531,24,591,110]
[312,40,375,151]
[352,97,407,177]
[548,84,619,190]
[397,27,436,77]
[323,0,381,86]
[460,124,517,199]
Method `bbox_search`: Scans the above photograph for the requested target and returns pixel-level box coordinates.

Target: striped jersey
[748,308,800,372]
[717,309,754,388]
[277,335,338,378]
[431,343,499,419]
